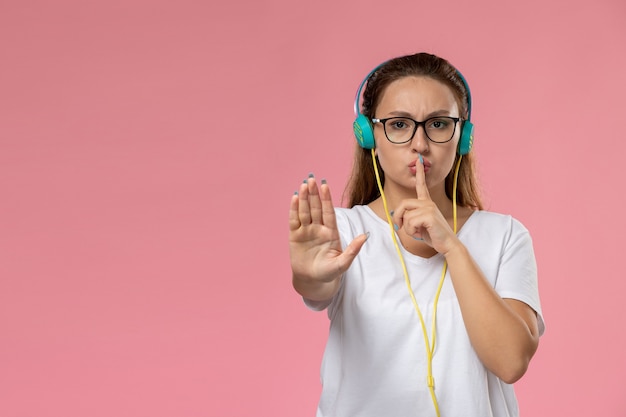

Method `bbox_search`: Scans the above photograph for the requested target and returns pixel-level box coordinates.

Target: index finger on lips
[415,153,431,201]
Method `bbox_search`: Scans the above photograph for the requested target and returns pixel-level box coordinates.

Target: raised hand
[289,175,368,301]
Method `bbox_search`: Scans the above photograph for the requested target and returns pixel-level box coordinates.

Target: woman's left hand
[391,157,460,255]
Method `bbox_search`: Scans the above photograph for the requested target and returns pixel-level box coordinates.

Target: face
[373,76,461,199]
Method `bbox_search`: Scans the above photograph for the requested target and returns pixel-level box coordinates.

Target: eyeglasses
[372,116,461,144]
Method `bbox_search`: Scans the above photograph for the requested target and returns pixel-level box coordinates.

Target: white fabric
[304,206,545,417]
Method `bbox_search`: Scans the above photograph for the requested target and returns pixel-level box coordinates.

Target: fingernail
[303,179,307,184]
[393,224,399,231]
[294,191,298,195]
[321,179,327,185]
[365,231,370,240]
[413,236,423,241]
[418,154,423,164]
[390,210,394,216]
[308,172,314,178]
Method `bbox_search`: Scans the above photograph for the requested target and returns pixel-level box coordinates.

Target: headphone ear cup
[458,120,474,155]
[353,114,376,149]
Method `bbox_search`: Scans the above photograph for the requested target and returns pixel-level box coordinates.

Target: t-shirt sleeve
[494,218,545,336]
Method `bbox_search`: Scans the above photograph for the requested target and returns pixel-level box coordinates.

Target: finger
[401,210,429,243]
[391,207,404,229]
[335,233,369,273]
[307,176,323,224]
[289,192,301,231]
[415,153,431,201]
[319,179,337,229]
[399,207,421,235]
[392,200,420,229]
[298,180,312,225]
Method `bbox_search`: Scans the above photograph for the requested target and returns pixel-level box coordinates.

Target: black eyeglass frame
[372,116,462,144]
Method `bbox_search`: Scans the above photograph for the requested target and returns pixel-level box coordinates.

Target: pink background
[1,0,625,416]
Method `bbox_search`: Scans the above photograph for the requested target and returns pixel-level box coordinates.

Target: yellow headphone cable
[371,149,463,417]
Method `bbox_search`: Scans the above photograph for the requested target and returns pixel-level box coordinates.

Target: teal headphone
[352,64,474,155]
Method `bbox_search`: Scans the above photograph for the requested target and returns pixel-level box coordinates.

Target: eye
[428,117,450,130]
[388,118,412,130]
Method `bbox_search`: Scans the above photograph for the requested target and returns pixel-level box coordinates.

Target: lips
[409,158,430,174]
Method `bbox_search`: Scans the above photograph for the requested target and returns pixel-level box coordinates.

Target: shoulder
[335,205,376,226]
[466,210,530,236]
[462,210,534,254]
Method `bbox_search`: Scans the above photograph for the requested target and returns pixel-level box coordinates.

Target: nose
[410,124,429,153]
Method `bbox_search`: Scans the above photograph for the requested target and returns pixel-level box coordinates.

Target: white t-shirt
[305,206,545,417]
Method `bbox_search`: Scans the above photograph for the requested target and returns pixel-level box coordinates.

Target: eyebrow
[386,109,454,119]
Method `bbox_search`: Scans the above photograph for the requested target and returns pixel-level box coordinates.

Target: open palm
[289,177,367,291]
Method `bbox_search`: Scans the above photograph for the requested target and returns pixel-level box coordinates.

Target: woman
[289,52,544,417]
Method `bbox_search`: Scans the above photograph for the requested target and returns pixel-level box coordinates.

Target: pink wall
[1,0,625,415]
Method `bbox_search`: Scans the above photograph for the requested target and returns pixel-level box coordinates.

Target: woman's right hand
[289,176,368,301]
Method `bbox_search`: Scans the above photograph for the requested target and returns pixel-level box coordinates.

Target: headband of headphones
[352,60,474,155]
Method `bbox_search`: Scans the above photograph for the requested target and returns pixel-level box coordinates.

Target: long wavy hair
[344,52,483,210]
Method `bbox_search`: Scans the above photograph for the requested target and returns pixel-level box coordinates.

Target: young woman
[288,52,544,417]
